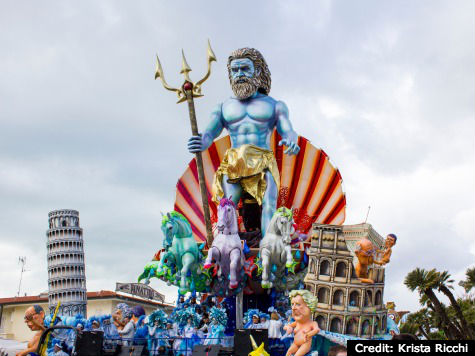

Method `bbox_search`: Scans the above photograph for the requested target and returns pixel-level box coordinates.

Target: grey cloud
[0,0,473,312]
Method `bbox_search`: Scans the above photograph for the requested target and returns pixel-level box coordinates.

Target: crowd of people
[38,294,229,356]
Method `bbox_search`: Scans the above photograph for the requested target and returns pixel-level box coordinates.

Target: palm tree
[434,270,474,339]
[400,309,431,339]
[459,267,475,293]
[404,268,463,339]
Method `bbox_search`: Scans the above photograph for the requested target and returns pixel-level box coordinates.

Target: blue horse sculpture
[158,211,201,294]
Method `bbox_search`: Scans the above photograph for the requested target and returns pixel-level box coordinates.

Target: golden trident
[154,40,216,246]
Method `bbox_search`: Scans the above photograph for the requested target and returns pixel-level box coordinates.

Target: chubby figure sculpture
[259,207,295,288]
[17,305,46,356]
[286,290,320,356]
[158,211,201,294]
[354,238,375,284]
[374,233,397,266]
[188,48,300,234]
[204,197,244,289]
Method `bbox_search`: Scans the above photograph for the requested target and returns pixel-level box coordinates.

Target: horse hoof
[261,281,272,289]
[204,263,213,269]
[229,282,238,289]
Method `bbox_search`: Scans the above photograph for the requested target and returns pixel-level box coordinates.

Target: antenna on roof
[364,206,371,223]
[17,256,27,297]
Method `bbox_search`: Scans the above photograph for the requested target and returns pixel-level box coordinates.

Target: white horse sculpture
[204,197,244,289]
[259,207,295,289]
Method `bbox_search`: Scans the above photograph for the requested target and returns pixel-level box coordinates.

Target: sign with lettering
[115,282,165,302]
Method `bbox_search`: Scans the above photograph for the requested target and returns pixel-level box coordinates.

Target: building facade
[304,223,388,338]
[47,209,87,316]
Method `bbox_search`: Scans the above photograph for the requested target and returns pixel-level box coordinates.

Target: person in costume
[164,320,177,354]
[91,320,102,331]
[117,307,135,346]
[197,313,210,338]
[244,309,262,329]
[148,320,162,355]
[259,313,270,329]
[112,303,131,332]
[147,309,170,355]
[204,307,227,346]
[187,48,300,234]
[268,311,283,339]
[52,341,68,356]
[172,307,201,356]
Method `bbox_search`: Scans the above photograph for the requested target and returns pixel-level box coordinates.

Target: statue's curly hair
[227,48,271,95]
[289,289,318,313]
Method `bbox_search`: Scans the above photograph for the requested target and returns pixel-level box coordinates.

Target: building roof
[0,290,173,309]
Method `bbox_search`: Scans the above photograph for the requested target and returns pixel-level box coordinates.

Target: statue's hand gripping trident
[155,40,216,247]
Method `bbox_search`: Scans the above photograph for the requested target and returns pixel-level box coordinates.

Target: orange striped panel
[175,130,346,242]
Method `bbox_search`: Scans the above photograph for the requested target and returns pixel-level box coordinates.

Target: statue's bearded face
[229,58,259,99]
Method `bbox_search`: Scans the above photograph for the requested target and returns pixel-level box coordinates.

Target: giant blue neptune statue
[188,48,300,234]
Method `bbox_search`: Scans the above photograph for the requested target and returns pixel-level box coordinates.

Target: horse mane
[265,213,281,235]
[219,197,235,208]
[265,207,293,235]
[162,211,192,238]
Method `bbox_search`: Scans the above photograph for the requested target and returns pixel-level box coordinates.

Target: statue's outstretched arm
[188,103,224,153]
[275,101,300,155]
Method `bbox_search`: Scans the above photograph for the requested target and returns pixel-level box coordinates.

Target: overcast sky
[0,0,473,312]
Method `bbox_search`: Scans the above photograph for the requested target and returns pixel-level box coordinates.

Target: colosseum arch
[345,318,358,335]
[375,290,382,306]
[329,317,342,333]
[349,290,360,307]
[374,316,381,334]
[361,319,371,335]
[335,261,347,278]
[317,286,330,304]
[319,259,331,276]
[364,290,373,307]
[316,315,326,329]
[332,289,344,306]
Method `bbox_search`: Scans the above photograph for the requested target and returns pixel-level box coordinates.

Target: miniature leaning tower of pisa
[47,209,87,316]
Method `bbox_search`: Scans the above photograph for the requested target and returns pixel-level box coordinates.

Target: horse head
[217,197,238,234]
[272,207,294,243]
[161,211,192,241]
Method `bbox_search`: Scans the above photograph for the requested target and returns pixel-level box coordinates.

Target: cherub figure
[286,290,320,356]
[354,238,375,283]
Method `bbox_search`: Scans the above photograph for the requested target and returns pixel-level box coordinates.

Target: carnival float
[130,43,400,356]
[26,44,400,356]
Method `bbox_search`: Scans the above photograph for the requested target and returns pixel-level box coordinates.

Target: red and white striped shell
[175,130,346,243]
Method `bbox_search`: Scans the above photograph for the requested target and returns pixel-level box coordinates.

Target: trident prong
[155,53,186,103]
[155,41,216,103]
[193,39,217,97]
[180,49,192,83]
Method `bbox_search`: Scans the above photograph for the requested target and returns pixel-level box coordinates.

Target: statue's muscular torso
[221,93,283,150]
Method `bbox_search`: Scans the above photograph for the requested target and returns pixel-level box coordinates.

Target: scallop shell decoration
[175,130,346,243]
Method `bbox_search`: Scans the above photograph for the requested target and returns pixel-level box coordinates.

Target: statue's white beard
[231,77,259,99]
